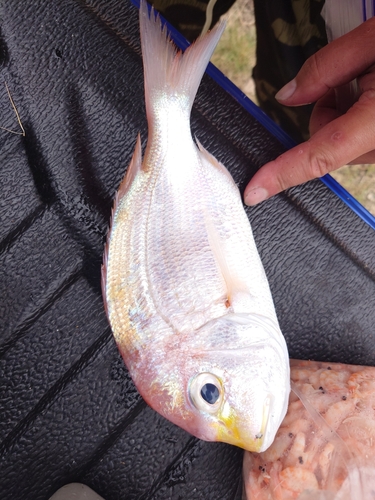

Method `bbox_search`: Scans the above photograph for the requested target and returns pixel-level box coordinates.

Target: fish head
[136,313,290,452]
[185,313,290,452]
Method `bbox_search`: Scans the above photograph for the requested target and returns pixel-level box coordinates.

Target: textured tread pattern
[0,1,375,499]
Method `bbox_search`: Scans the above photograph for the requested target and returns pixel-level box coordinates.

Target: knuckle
[275,172,289,193]
[358,87,375,105]
[303,52,323,82]
[308,148,335,179]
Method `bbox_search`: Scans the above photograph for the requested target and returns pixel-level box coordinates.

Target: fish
[102,0,290,452]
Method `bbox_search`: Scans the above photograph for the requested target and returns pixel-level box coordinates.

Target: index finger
[244,90,375,205]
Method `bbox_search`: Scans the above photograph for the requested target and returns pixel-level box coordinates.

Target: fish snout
[214,394,276,452]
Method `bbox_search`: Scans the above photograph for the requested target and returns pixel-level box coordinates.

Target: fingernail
[244,187,268,206]
[275,79,296,101]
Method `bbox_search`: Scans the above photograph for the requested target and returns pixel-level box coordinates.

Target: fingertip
[275,79,297,102]
[244,187,269,206]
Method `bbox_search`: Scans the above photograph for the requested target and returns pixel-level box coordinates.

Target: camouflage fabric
[150,0,237,41]
[252,0,327,142]
[150,0,327,143]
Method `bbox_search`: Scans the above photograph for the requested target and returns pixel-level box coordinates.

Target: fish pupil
[200,383,219,404]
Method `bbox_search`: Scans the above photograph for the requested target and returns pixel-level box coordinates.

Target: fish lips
[205,345,289,450]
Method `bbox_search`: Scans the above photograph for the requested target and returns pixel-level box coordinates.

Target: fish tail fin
[139,0,225,116]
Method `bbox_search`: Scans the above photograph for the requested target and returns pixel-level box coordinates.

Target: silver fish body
[102,1,290,452]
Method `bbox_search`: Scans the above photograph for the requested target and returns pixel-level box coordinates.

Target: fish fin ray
[204,211,249,308]
[117,133,142,202]
[101,260,109,320]
[196,138,239,189]
[102,224,111,320]
[197,140,249,306]
[139,0,225,114]
[101,133,142,318]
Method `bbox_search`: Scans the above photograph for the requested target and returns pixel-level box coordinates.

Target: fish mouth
[257,394,273,452]
[250,394,273,452]
[216,395,273,452]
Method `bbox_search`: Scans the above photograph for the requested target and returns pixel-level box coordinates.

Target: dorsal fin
[101,133,142,314]
[117,133,142,203]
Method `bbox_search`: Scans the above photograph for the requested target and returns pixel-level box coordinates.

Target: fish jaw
[207,347,289,452]
[214,394,273,452]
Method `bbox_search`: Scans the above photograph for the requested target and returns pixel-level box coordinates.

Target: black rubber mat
[1,1,375,499]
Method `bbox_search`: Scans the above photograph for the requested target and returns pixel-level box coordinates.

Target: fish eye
[189,373,223,413]
[201,383,220,404]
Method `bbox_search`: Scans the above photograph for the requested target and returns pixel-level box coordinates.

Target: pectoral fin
[197,140,252,310]
[203,209,252,311]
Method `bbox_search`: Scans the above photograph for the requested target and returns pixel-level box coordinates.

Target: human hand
[244,16,375,206]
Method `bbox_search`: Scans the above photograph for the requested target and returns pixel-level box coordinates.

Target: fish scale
[146,166,228,333]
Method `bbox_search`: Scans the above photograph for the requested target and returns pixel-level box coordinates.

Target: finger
[274,17,375,106]
[309,89,340,135]
[348,150,375,165]
[244,89,375,205]
[310,90,375,164]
